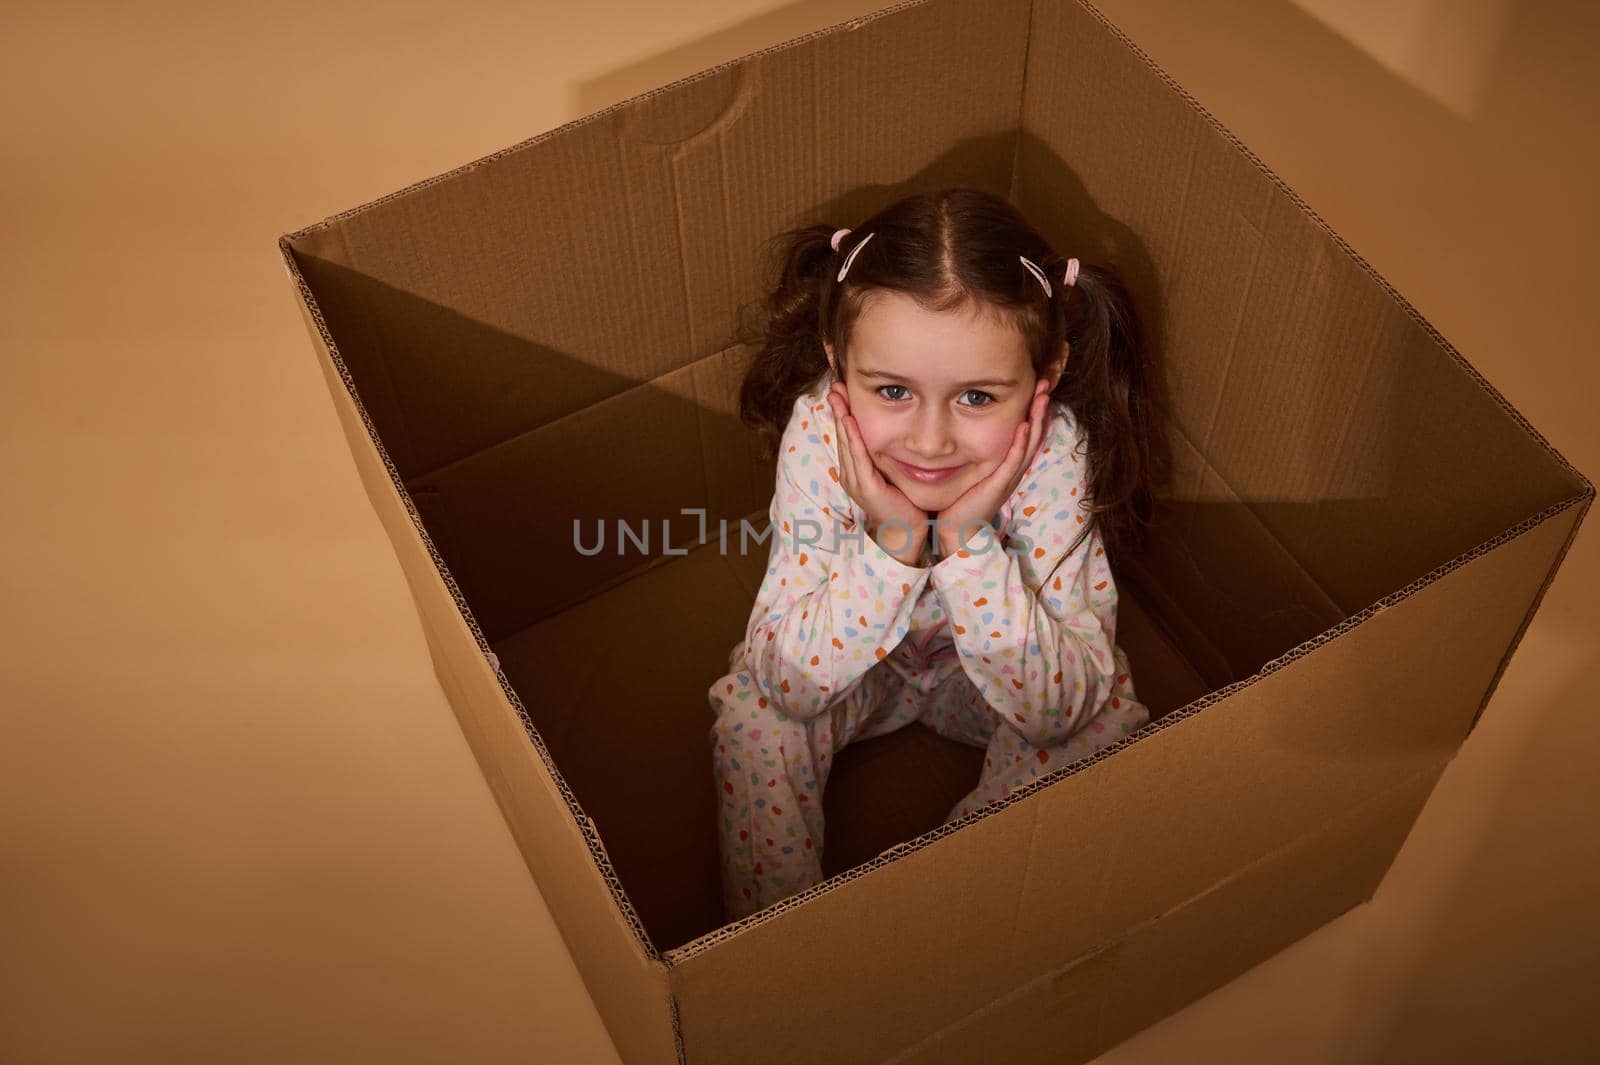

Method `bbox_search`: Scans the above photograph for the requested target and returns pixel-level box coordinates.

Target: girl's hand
[933,379,1051,557]
[826,382,929,566]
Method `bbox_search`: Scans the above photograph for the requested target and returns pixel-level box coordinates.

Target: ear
[823,338,839,377]
[1042,342,1068,392]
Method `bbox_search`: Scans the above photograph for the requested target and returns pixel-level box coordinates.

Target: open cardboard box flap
[279,0,1592,1062]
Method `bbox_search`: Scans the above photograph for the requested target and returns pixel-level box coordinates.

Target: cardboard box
[277,0,1592,1061]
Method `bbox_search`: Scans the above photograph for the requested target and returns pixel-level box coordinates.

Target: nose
[905,405,957,463]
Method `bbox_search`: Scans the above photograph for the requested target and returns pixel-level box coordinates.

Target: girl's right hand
[826,382,928,566]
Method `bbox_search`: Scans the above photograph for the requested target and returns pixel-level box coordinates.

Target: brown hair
[735,185,1173,559]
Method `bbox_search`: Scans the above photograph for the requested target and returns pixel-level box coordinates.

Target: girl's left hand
[933,379,1051,557]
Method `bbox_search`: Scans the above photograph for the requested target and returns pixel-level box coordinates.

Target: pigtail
[735,224,839,457]
[1049,257,1175,561]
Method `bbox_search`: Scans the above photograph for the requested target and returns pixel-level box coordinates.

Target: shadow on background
[1359,639,1600,1064]
[572,0,886,120]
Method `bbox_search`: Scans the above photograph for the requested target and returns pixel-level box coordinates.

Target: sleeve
[927,404,1125,748]
[735,393,933,722]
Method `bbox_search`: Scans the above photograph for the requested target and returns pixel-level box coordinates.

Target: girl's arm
[735,397,932,721]
[928,412,1126,748]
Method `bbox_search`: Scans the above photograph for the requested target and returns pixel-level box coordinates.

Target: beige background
[3,0,1595,1062]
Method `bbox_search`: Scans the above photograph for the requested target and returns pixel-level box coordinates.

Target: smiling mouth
[893,458,966,484]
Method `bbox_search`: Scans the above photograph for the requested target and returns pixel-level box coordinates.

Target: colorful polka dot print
[707,372,1150,922]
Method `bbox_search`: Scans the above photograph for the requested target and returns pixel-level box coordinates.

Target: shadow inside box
[819,577,1204,879]
[820,720,988,878]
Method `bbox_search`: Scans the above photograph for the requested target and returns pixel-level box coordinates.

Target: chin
[900,487,953,512]
[893,479,965,514]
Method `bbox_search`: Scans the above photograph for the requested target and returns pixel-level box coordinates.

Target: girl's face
[826,290,1065,514]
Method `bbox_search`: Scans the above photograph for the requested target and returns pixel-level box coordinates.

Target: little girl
[708,185,1173,922]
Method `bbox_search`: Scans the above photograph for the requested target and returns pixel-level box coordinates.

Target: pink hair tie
[830,227,851,252]
[1062,257,1080,287]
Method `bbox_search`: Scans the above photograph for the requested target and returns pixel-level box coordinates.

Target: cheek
[851,409,894,455]
[966,419,1023,465]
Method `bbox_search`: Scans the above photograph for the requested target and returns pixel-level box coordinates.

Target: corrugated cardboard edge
[279,250,684,1063]
[670,491,1591,960]
[666,492,1583,1064]
[1058,0,1597,740]
[281,0,932,245]
[874,758,1452,1065]
[1063,0,1592,491]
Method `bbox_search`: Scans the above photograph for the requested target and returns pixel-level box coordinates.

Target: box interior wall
[280,0,1592,1061]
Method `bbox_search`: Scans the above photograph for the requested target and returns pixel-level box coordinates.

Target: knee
[708,681,743,745]
[709,700,742,743]
[707,666,763,721]
[709,684,798,748]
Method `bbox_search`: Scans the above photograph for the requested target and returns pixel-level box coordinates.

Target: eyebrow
[853,368,1020,389]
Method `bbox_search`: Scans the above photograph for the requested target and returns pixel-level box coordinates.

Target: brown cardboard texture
[277,1,1592,1062]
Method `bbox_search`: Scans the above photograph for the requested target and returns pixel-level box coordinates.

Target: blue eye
[872,385,997,408]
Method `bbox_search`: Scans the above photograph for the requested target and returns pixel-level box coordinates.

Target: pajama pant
[708,656,1123,922]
